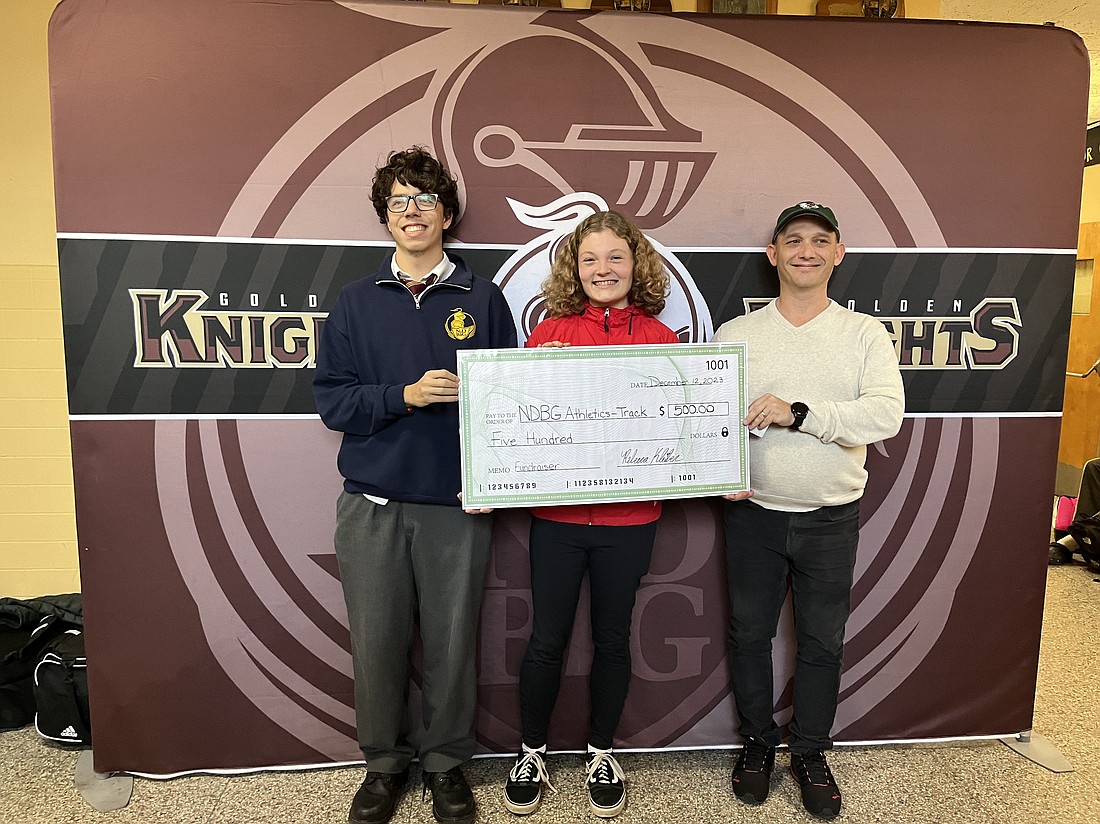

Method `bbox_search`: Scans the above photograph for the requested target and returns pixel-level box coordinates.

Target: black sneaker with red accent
[790,750,842,820]
[731,737,775,805]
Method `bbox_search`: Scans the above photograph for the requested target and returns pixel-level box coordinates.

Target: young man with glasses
[314,146,517,824]
[713,203,904,820]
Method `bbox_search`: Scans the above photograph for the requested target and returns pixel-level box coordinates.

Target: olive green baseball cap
[771,201,841,242]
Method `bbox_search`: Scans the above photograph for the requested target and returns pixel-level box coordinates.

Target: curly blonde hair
[541,211,669,317]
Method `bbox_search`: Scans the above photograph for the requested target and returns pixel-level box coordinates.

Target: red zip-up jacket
[525,302,680,526]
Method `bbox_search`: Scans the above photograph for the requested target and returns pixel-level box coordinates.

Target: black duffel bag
[1,614,80,732]
[33,622,91,747]
[0,594,84,732]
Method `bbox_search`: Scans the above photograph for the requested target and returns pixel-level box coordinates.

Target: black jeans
[519,517,656,750]
[724,498,860,753]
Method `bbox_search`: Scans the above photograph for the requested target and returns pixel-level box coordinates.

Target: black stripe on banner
[58,239,1072,416]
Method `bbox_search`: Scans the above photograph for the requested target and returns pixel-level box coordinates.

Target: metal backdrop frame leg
[75,749,134,811]
[1000,730,1074,773]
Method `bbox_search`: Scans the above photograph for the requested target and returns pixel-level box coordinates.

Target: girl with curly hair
[503,211,679,819]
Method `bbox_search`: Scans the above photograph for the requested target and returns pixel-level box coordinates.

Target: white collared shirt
[390,253,456,289]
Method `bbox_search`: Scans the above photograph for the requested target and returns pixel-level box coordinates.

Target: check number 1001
[659,402,730,418]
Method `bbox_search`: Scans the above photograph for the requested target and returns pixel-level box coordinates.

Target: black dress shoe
[349,767,409,824]
[423,766,476,823]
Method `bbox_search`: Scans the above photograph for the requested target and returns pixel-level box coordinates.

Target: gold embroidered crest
[445,307,476,341]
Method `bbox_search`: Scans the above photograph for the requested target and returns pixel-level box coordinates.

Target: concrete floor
[2,563,1098,824]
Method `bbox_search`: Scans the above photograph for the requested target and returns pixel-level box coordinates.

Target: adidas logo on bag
[60,725,79,739]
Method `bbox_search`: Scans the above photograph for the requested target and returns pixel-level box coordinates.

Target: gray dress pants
[334,492,491,773]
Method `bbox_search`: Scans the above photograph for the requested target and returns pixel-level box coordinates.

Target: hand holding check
[404,369,460,407]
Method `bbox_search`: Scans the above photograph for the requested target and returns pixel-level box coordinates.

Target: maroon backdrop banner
[48,0,1087,774]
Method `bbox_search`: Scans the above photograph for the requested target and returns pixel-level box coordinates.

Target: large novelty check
[458,343,749,508]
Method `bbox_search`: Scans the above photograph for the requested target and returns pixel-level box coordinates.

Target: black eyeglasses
[385,193,441,213]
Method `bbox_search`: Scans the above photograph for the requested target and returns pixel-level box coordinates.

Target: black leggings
[519,517,657,750]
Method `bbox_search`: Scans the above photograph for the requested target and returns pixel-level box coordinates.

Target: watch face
[791,402,808,429]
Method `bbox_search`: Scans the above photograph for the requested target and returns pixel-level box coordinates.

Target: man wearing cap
[712,202,904,820]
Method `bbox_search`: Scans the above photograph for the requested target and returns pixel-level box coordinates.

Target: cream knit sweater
[713,300,905,512]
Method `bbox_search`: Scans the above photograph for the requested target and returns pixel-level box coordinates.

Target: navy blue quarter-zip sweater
[313,253,517,503]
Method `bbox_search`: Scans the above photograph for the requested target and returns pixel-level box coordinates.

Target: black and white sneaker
[585,747,626,818]
[731,736,775,805]
[790,750,842,820]
[503,745,553,815]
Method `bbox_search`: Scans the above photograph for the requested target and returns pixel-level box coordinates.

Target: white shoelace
[509,747,556,792]
[586,749,625,786]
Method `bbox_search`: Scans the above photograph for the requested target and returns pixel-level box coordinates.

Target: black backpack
[0,623,38,731]
[1068,513,1100,571]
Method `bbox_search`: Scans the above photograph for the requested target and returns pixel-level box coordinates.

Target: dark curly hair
[370,146,461,232]
[541,210,669,317]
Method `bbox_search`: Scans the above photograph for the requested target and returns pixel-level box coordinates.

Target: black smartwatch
[790,402,809,430]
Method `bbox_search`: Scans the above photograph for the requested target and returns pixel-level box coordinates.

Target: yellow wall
[0,0,76,598]
[1063,220,1100,472]
[1083,164,1100,224]
[1066,167,1100,477]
